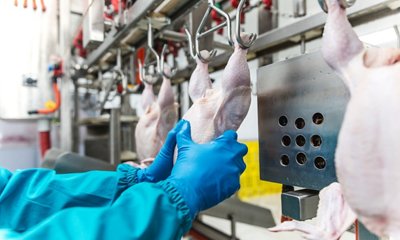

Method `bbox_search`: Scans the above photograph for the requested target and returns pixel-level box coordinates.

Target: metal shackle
[318,0,356,13]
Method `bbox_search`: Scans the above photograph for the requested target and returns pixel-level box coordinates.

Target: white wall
[0,1,58,119]
[0,1,58,170]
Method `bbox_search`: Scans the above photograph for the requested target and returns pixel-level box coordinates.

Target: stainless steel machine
[257,51,349,190]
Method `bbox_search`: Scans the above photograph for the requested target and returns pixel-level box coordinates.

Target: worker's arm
[0,165,137,231]
[0,120,247,240]
[0,121,182,232]
[0,182,192,240]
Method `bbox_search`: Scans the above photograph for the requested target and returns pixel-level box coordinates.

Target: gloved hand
[135,120,185,183]
[166,120,248,219]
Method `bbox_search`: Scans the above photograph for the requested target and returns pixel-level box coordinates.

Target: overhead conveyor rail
[82,0,204,71]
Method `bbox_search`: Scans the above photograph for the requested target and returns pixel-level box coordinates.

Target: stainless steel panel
[257,51,349,190]
[281,189,319,221]
[83,0,104,50]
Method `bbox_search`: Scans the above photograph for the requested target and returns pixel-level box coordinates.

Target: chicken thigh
[135,74,178,163]
[322,0,400,238]
[183,34,252,143]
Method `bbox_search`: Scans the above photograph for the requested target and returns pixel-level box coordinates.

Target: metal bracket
[318,0,356,13]
[138,20,162,85]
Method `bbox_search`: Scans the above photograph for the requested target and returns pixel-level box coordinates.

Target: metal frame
[83,0,164,68]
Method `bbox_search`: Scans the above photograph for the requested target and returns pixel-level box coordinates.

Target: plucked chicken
[269,0,400,238]
[183,34,253,143]
[134,73,178,163]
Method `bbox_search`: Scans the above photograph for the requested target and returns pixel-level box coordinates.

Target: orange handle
[32,0,37,10]
[40,0,46,12]
[23,0,27,8]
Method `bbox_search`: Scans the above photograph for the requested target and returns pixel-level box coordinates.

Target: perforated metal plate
[257,51,350,190]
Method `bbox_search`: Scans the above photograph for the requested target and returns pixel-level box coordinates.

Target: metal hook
[138,59,159,85]
[160,44,177,79]
[318,0,356,13]
[190,0,233,62]
[235,0,257,49]
[138,20,162,85]
[146,21,161,74]
[185,28,217,63]
[184,28,197,60]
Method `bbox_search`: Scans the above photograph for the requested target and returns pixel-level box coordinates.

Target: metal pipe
[109,108,121,165]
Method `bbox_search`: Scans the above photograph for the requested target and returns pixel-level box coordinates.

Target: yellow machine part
[44,100,57,110]
[238,140,282,200]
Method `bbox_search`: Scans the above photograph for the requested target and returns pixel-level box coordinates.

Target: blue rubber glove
[136,120,185,183]
[166,120,248,219]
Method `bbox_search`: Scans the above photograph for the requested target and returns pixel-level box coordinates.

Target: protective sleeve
[0,164,139,231]
[0,181,192,240]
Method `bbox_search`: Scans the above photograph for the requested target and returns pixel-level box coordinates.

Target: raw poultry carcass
[322,0,400,238]
[269,183,356,240]
[134,73,178,165]
[183,34,253,143]
[270,0,400,239]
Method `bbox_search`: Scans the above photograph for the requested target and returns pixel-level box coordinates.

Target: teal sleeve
[0,165,138,232]
[0,181,192,240]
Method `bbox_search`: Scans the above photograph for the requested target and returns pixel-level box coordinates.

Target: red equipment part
[39,130,51,157]
[231,0,249,24]
[263,0,272,10]
[73,29,87,58]
[136,48,145,84]
[211,9,224,35]
[117,82,123,94]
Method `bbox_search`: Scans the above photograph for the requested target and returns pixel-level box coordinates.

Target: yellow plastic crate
[238,140,282,200]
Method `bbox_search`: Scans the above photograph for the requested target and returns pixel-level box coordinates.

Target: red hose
[39,131,51,157]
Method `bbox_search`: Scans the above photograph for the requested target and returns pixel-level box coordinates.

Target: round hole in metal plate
[282,135,291,147]
[314,157,326,169]
[280,155,290,166]
[311,135,322,147]
[313,113,324,125]
[295,118,305,129]
[296,152,307,165]
[295,135,306,147]
[279,116,288,127]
